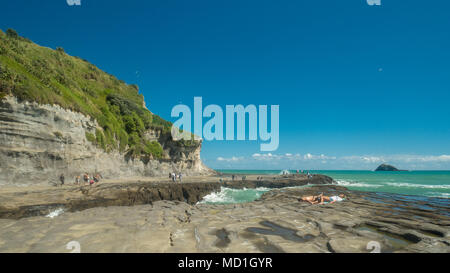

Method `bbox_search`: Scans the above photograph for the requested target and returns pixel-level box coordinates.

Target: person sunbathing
[300,195,322,204]
[317,193,346,204]
[300,193,346,205]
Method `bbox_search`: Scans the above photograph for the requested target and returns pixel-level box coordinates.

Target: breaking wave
[45,208,65,218]
[385,182,450,189]
[198,187,270,204]
[335,179,383,188]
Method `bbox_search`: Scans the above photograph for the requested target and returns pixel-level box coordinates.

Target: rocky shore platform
[0,175,448,253]
[0,174,331,219]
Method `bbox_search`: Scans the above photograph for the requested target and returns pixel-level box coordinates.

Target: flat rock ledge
[0,174,331,219]
[0,181,219,219]
[222,174,333,189]
[0,183,448,253]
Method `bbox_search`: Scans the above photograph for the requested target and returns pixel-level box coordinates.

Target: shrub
[0,90,8,100]
[118,129,128,152]
[123,115,136,134]
[6,29,18,39]
[85,132,96,143]
[132,112,145,134]
[144,140,163,159]
[130,84,139,91]
[95,129,106,150]
[128,132,140,146]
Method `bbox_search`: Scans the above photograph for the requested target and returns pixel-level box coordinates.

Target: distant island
[375,164,406,171]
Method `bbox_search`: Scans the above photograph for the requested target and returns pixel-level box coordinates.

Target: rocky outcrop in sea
[375,164,401,171]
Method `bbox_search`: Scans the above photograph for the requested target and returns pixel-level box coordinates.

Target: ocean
[201,169,450,204]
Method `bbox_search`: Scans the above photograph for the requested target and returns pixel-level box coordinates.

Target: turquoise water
[216,169,450,199]
[199,186,271,204]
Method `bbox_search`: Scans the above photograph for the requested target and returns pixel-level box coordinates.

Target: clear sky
[2,0,450,170]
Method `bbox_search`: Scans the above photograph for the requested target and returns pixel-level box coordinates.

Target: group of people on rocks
[75,173,102,186]
[169,172,183,182]
[58,173,102,186]
[295,170,313,179]
[230,175,248,181]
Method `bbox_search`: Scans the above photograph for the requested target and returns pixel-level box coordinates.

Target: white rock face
[0,96,212,186]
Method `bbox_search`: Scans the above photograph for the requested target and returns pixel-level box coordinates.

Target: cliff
[0,96,212,185]
[0,29,213,185]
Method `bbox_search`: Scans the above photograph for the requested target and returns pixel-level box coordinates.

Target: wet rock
[0,175,333,219]
[223,174,333,189]
[0,181,220,219]
[327,238,375,253]
[0,184,448,253]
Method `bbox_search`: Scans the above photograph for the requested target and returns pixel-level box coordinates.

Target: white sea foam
[198,187,270,204]
[335,179,383,188]
[385,182,450,189]
[425,192,450,198]
[199,188,234,204]
[45,208,65,218]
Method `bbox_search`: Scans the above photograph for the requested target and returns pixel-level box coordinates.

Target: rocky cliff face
[0,96,212,186]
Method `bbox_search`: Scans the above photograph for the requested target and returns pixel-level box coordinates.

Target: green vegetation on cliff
[0,29,172,159]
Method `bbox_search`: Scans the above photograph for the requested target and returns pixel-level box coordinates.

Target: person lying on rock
[316,193,346,204]
[300,193,346,204]
[299,195,322,204]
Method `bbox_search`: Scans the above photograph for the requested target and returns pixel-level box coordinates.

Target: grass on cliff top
[0,28,196,159]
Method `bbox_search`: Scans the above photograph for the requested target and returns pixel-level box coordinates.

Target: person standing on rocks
[94,173,102,184]
[171,172,176,182]
[83,173,89,185]
[59,174,65,186]
[178,173,182,183]
[75,175,80,185]
[89,175,95,186]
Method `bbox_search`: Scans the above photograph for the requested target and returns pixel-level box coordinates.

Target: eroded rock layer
[0,96,212,186]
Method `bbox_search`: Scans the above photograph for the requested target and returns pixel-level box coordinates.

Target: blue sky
[2,0,450,170]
